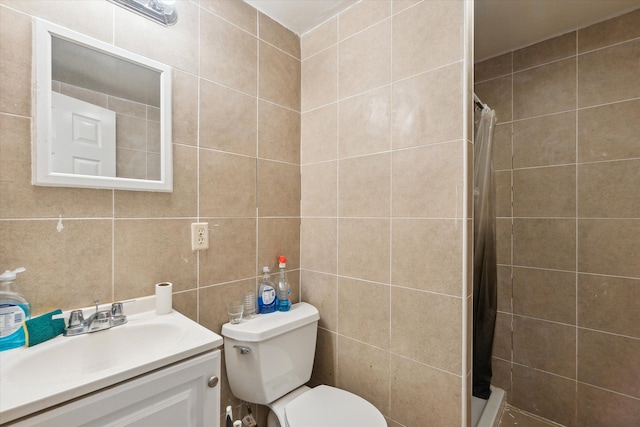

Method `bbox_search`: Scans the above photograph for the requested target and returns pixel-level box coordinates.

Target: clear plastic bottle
[276,255,291,312]
[257,267,277,314]
[0,267,31,352]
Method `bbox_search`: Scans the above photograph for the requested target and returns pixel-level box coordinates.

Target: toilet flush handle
[234,345,252,354]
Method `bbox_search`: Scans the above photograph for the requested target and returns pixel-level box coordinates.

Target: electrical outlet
[191,222,209,251]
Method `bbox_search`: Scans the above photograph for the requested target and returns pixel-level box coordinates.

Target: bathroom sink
[0,296,223,424]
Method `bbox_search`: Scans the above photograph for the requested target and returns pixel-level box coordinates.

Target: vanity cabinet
[9,350,220,427]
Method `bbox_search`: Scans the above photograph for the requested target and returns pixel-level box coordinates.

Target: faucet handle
[68,310,85,328]
[110,300,135,326]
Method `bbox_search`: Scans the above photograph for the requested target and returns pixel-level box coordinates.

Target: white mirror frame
[32,18,173,192]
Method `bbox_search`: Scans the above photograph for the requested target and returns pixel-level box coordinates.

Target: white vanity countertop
[0,296,223,424]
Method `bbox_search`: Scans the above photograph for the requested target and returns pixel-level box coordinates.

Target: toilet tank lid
[221,302,319,342]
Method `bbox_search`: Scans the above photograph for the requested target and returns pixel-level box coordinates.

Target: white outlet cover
[191,222,209,251]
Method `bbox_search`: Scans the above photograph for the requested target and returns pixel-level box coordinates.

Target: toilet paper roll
[155,282,173,315]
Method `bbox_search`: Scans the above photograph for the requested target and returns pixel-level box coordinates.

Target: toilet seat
[284,385,386,427]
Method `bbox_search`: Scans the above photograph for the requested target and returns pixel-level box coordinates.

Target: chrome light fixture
[108,0,178,26]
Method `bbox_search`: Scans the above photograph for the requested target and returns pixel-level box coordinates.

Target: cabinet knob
[208,376,219,388]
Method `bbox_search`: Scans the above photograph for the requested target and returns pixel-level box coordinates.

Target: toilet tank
[221,302,320,405]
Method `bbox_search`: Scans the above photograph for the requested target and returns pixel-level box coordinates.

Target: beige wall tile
[199,218,256,286]
[172,70,198,146]
[513,58,576,120]
[495,170,512,217]
[578,274,640,338]
[578,219,640,278]
[392,0,422,15]
[577,382,640,427]
[114,219,196,299]
[513,316,576,378]
[200,0,257,36]
[300,270,337,331]
[513,165,576,217]
[492,312,512,361]
[578,40,640,108]
[258,101,300,163]
[578,9,640,53]
[199,80,257,156]
[116,148,147,179]
[513,111,576,168]
[338,20,391,99]
[513,219,576,271]
[257,217,300,272]
[391,287,462,373]
[496,218,512,265]
[578,160,639,218]
[475,53,512,83]
[392,141,464,218]
[301,47,337,112]
[338,277,389,349]
[300,218,337,274]
[312,328,337,386]
[257,160,300,217]
[338,87,391,158]
[491,358,512,393]
[391,219,462,296]
[301,17,337,60]
[260,41,300,111]
[338,218,390,283]
[0,7,31,116]
[392,0,463,80]
[115,1,198,74]
[116,114,146,150]
[0,219,112,314]
[258,13,299,59]
[338,153,390,217]
[492,123,512,171]
[172,289,197,322]
[301,104,337,164]
[513,267,576,324]
[199,150,257,217]
[389,354,462,426]
[338,0,390,41]
[511,365,577,427]
[200,11,257,95]
[578,328,640,398]
[392,64,464,148]
[199,279,255,334]
[301,161,337,217]
[496,265,512,313]
[513,31,576,72]
[474,75,512,124]
[337,336,390,414]
[578,99,640,163]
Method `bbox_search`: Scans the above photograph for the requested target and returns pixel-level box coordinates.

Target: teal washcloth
[22,309,65,347]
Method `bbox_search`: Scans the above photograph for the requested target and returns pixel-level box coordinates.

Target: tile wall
[0,0,300,422]
[300,1,473,426]
[475,9,640,427]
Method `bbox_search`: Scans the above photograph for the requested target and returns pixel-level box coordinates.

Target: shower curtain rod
[474,93,487,110]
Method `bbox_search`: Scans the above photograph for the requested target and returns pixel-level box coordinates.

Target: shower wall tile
[578,274,640,338]
[392,0,463,80]
[578,159,640,218]
[578,8,640,53]
[338,153,391,217]
[495,170,512,217]
[301,17,336,60]
[492,312,512,361]
[513,219,576,271]
[301,104,338,164]
[513,58,576,120]
[513,316,576,378]
[492,123,512,171]
[301,162,337,217]
[578,328,640,398]
[511,365,577,427]
[513,165,576,218]
[496,265,513,313]
[495,218,513,265]
[338,277,390,349]
[512,111,576,168]
[578,99,640,163]
[258,13,299,59]
[513,31,576,72]
[474,52,512,82]
[578,219,640,278]
[301,47,337,112]
[577,383,640,427]
[338,0,391,41]
[513,267,576,324]
[474,75,512,124]
[338,20,391,99]
[578,39,640,108]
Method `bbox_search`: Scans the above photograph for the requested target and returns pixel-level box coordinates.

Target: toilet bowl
[221,303,385,427]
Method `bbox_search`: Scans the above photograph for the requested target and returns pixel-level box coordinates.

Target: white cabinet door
[11,351,220,427]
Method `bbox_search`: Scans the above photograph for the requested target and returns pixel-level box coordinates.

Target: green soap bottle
[0,267,31,352]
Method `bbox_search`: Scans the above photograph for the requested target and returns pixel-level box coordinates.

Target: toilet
[221,302,386,427]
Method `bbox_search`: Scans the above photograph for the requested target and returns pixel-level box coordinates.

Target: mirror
[33,18,173,192]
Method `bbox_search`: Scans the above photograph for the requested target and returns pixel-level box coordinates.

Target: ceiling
[244,0,640,61]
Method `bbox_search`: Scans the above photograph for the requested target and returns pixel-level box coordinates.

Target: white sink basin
[0,296,223,424]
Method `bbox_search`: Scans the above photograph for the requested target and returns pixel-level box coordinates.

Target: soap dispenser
[0,267,31,351]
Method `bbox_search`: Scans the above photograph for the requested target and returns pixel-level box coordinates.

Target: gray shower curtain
[472,102,497,400]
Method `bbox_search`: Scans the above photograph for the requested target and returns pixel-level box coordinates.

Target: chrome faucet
[62,300,132,336]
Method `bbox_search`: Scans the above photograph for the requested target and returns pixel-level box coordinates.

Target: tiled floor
[499,405,563,427]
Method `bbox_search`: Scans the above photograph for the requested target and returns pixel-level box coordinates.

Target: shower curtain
[472,102,497,400]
